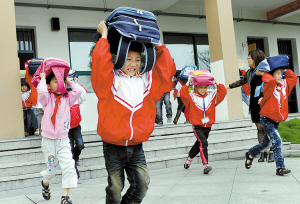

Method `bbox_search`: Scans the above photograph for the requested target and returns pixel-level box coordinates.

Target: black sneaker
[203,166,212,174]
[276,168,291,176]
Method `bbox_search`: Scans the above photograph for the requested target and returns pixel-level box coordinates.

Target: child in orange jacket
[245,65,297,175]
[181,73,227,174]
[91,21,176,203]
[21,76,37,136]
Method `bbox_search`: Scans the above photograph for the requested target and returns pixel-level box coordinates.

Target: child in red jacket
[91,21,175,203]
[21,77,37,136]
[181,73,227,174]
[245,62,297,175]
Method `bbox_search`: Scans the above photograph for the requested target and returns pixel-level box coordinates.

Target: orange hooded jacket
[91,38,176,146]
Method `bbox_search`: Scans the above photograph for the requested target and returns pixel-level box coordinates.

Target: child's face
[47,76,61,94]
[195,85,208,95]
[21,85,28,93]
[272,69,282,84]
[120,51,141,76]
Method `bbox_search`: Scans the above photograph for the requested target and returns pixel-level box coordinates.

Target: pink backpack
[191,70,215,86]
[31,57,70,95]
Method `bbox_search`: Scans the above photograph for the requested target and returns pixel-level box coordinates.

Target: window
[163,33,210,71]
[17,29,36,70]
[68,29,97,93]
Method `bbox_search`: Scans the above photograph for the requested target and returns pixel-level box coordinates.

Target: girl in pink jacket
[37,71,81,204]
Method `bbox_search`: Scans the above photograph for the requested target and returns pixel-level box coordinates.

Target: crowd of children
[18,16,298,204]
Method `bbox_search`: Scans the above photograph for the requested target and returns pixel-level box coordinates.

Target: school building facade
[1,0,300,139]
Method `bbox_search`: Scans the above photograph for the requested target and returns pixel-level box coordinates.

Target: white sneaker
[34,129,39,136]
[154,123,163,127]
[77,178,82,184]
[184,157,193,169]
[167,118,172,123]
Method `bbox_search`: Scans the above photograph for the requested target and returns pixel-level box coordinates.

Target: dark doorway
[278,39,298,113]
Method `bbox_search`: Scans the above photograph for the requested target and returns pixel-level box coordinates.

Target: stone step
[0,138,290,177]
[0,126,256,164]
[290,144,300,150]
[0,119,253,152]
[286,149,300,156]
[0,143,261,191]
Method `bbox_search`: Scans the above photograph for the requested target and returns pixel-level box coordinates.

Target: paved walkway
[1,157,300,204]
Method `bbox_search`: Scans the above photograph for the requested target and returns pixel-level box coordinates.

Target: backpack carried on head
[179,65,198,81]
[26,58,44,76]
[31,57,70,95]
[95,7,160,74]
[191,70,215,86]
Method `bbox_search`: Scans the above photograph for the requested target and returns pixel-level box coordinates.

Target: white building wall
[15,6,300,131]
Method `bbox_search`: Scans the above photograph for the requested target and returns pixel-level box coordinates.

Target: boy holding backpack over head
[245,55,297,175]
[36,58,82,204]
[91,21,175,204]
[181,71,227,174]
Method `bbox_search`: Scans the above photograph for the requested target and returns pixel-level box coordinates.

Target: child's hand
[154,43,162,48]
[256,70,264,76]
[258,97,263,104]
[186,75,193,86]
[65,77,71,85]
[40,72,46,79]
[97,21,108,39]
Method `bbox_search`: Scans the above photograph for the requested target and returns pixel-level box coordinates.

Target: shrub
[278,118,300,144]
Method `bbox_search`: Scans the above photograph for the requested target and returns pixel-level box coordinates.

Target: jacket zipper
[126,108,136,146]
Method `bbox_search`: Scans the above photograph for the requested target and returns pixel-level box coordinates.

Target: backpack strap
[140,43,156,75]
[52,68,67,95]
[114,36,156,75]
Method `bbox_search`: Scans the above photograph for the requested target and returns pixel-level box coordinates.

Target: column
[205,0,244,120]
[0,0,24,139]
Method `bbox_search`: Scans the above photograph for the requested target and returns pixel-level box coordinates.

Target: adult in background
[225,49,274,163]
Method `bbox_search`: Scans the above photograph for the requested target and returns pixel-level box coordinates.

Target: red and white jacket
[91,38,176,146]
[22,69,38,110]
[259,69,297,123]
[180,84,227,127]
[70,85,87,129]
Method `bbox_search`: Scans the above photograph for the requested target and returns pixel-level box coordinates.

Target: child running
[245,56,297,175]
[182,71,227,174]
[91,21,176,203]
[37,66,81,204]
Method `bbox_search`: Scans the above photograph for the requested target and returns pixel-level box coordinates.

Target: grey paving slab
[1,158,300,204]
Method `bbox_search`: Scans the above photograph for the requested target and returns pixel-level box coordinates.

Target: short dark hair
[129,41,143,54]
[46,72,55,84]
[249,49,266,67]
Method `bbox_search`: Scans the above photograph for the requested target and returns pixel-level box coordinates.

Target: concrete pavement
[1,157,300,204]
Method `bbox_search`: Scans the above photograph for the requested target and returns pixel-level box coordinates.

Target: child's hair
[46,72,55,85]
[129,41,144,54]
[269,67,287,76]
[249,49,266,67]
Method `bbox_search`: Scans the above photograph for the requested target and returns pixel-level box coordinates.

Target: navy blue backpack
[28,58,44,76]
[95,7,160,74]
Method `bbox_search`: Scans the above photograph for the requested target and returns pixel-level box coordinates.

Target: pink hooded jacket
[37,78,82,140]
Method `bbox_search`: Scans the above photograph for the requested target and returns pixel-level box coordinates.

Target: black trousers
[173,97,185,123]
[23,109,32,134]
[188,126,211,165]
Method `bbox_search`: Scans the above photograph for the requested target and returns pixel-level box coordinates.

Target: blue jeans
[248,117,285,168]
[103,142,150,204]
[23,109,32,134]
[155,92,172,124]
[32,107,38,129]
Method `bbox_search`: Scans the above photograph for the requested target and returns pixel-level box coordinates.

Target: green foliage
[278,118,300,144]
[88,43,96,69]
